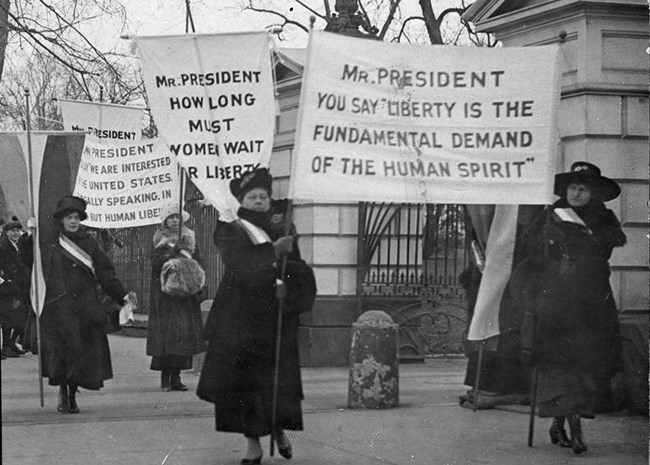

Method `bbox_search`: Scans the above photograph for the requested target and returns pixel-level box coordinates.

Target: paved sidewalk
[2,334,648,465]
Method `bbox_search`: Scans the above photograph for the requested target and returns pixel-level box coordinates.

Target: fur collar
[153,226,196,253]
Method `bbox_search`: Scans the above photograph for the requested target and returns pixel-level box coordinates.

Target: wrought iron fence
[107,183,225,315]
[358,203,472,357]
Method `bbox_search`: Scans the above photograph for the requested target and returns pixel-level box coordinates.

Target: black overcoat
[197,206,316,437]
[40,230,127,389]
[0,235,30,329]
[146,235,205,362]
[516,200,626,378]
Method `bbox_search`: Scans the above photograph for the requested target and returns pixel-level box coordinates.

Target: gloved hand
[273,236,293,258]
[124,291,138,309]
[27,217,37,229]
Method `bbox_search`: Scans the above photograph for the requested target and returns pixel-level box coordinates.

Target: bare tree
[241,0,495,46]
[0,1,128,85]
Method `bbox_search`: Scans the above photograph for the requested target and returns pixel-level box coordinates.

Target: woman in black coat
[0,219,30,357]
[197,168,316,464]
[514,161,626,454]
[146,203,205,391]
[38,196,136,413]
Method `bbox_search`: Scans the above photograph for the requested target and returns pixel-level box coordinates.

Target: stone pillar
[348,310,399,408]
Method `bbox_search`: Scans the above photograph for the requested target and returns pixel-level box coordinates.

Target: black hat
[554,161,620,202]
[4,218,22,231]
[54,195,88,221]
[229,168,272,200]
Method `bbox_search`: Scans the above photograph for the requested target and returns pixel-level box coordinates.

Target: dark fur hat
[54,195,88,221]
[4,217,22,231]
[554,161,620,202]
[229,168,272,200]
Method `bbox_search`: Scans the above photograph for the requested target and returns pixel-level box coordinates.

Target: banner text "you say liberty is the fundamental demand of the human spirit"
[289,31,562,205]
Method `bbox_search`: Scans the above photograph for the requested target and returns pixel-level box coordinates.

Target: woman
[197,168,316,464]
[38,196,136,413]
[0,219,30,357]
[146,203,205,391]
[515,161,626,454]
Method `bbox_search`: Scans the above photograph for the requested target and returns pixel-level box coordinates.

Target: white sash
[237,218,272,245]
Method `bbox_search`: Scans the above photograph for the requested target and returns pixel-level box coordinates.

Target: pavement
[2,334,648,465]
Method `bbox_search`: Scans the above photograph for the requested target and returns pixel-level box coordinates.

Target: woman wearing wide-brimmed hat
[515,161,626,455]
[146,203,205,392]
[197,168,316,464]
[34,195,136,413]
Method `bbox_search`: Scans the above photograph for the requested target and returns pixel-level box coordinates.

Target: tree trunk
[418,0,444,45]
[0,0,10,82]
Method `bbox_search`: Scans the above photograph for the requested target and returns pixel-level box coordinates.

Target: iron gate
[357,202,471,359]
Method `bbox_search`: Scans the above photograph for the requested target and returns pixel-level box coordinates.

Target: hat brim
[554,172,621,202]
[54,209,88,221]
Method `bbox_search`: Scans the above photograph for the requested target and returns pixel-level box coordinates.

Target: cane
[269,200,293,457]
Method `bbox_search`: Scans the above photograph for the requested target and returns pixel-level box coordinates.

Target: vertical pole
[528,367,539,446]
[472,341,484,412]
[24,89,45,407]
[270,199,293,457]
[356,202,367,315]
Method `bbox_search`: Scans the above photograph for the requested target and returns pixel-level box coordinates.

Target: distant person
[0,218,30,358]
[513,162,626,454]
[146,203,205,392]
[28,196,137,413]
[197,168,316,464]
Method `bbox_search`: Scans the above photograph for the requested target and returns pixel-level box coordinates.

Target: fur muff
[160,257,205,296]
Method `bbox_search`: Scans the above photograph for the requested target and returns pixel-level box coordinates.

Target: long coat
[512,200,626,415]
[146,230,205,366]
[197,206,316,437]
[0,235,30,329]
[39,230,127,389]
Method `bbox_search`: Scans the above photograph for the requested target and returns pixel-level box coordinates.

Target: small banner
[72,137,179,228]
[289,31,562,205]
[59,99,144,141]
[134,32,275,221]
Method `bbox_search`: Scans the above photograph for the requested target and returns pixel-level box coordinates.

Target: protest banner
[59,99,144,141]
[72,137,179,228]
[134,32,275,221]
[289,31,562,205]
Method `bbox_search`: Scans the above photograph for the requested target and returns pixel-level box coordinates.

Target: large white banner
[59,99,144,141]
[73,138,179,228]
[289,31,562,205]
[134,32,275,221]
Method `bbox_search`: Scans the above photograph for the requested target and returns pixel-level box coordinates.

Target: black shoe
[57,385,69,413]
[161,370,171,392]
[1,347,20,358]
[549,417,571,447]
[240,457,262,465]
[11,344,27,355]
[275,430,292,459]
[67,386,80,414]
[567,413,587,454]
[170,372,188,391]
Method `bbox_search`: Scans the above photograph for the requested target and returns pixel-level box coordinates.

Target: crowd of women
[0,162,627,461]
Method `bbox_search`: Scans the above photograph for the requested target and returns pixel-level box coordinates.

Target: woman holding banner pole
[197,168,316,464]
[30,195,137,413]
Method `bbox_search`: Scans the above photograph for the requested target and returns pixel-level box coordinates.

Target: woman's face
[165,214,181,229]
[566,182,591,207]
[6,227,21,243]
[241,188,271,212]
[62,212,81,233]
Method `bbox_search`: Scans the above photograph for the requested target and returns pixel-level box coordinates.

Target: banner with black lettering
[134,32,275,221]
[59,99,144,141]
[289,31,561,205]
[72,138,179,228]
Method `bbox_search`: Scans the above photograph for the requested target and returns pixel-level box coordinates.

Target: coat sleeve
[592,209,627,251]
[284,259,317,314]
[91,239,127,305]
[214,221,276,272]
